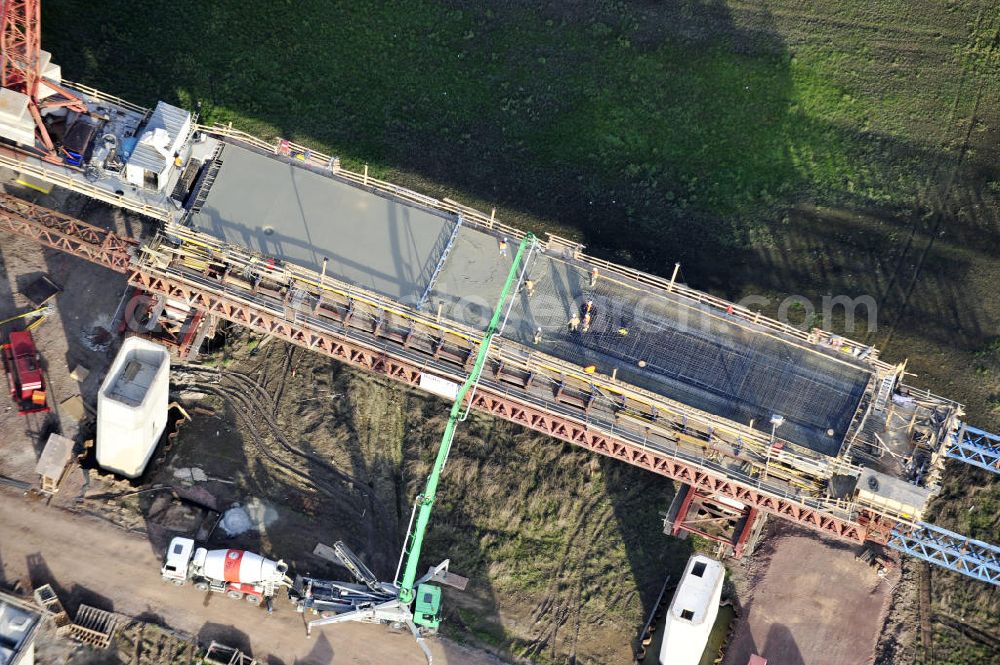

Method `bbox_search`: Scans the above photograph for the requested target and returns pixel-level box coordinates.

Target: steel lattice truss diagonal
[888,522,1000,585]
[946,423,1000,475]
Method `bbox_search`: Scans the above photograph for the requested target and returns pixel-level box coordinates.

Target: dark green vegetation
[46,1,999,663]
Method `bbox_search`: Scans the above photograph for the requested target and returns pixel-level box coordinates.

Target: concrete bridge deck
[184,138,872,457]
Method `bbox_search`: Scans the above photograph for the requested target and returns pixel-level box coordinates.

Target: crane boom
[398,233,536,607]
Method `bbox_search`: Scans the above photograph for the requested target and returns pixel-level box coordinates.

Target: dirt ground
[0,180,503,663]
[0,487,502,665]
[723,521,896,665]
[0,180,141,483]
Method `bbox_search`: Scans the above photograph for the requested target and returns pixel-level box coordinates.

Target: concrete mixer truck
[161,537,292,610]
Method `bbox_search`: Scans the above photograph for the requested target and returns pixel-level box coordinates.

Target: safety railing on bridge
[63,80,151,115]
[0,150,175,221]
[149,243,870,530]
[146,226,876,504]
[150,225,851,473]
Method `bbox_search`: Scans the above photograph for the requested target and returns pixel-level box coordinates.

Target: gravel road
[0,488,503,665]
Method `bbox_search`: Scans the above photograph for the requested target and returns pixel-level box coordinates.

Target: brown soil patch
[725,523,896,665]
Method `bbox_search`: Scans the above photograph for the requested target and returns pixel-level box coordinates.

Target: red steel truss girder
[468,393,895,545]
[0,189,897,548]
[0,193,135,271]
[127,269,424,386]
[0,193,897,547]
[128,266,897,546]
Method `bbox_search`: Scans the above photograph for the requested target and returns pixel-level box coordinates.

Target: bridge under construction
[0,67,998,588]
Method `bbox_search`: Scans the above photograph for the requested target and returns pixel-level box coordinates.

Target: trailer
[2,330,48,415]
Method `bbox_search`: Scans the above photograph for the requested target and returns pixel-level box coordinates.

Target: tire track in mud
[872,9,998,349]
[520,493,608,661]
[173,364,395,558]
[522,479,650,662]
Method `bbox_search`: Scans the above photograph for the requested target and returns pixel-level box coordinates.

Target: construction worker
[499,237,508,257]
[583,365,597,374]
[617,327,629,337]
[582,311,591,332]
[568,314,580,332]
[583,299,594,315]
[173,152,183,167]
[522,278,535,297]
[533,327,543,345]
[589,267,599,287]
[638,360,647,368]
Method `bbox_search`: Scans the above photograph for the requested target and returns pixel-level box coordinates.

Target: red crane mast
[0,0,86,157]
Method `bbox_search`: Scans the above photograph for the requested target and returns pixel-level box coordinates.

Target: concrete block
[69,364,91,382]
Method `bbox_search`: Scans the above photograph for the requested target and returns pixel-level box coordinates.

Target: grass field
[44,1,1000,663]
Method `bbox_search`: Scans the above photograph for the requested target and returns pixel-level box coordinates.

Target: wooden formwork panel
[33,584,71,635]
[68,604,120,649]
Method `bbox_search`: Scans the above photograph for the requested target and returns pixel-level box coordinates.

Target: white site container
[124,101,192,192]
[96,337,170,478]
[660,555,725,665]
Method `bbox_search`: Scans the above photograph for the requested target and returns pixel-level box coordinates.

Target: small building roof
[0,591,41,665]
[35,432,73,479]
[669,555,725,625]
[128,142,167,173]
[147,101,190,140]
[127,100,190,174]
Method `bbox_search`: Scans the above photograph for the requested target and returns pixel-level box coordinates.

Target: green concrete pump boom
[397,233,535,606]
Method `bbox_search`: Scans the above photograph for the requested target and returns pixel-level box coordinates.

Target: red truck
[2,330,48,414]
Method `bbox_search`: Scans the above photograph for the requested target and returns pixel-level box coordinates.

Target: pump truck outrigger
[298,234,537,663]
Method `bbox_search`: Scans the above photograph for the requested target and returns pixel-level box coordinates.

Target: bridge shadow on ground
[42,0,1000,389]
